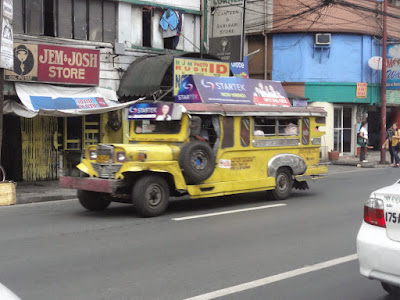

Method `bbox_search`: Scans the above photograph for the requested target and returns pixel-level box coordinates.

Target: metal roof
[180,103,327,117]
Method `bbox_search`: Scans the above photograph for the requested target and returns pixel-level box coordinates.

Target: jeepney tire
[178,141,215,184]
[78,190,111,211]
[132,175,170,217]
[271,168,293,200]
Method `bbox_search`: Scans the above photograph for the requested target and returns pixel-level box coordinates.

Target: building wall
[272,0,400,40]
[272,33,380,84]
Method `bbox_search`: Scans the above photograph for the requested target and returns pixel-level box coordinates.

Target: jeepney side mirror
[190,116,202,137]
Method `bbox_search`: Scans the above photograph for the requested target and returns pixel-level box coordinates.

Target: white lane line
[172,204,287,221]
[183,254,357,300]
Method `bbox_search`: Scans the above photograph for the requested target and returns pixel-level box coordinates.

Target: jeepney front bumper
[59,176,123,194]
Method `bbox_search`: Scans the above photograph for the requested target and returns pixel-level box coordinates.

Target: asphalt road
[0,165,398,300]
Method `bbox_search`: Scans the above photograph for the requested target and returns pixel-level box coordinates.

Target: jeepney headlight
[116,152,126,163]
[89,150,97,160]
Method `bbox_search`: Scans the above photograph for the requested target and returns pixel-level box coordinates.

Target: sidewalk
[7,150,390,205]
[328,150,388,168]
[15,180,76,205]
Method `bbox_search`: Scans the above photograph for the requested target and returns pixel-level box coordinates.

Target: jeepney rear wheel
[78,190,111,211]
[132,175,170,217]
[271,168,293,200]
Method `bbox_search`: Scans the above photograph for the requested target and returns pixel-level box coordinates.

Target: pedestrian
[391,124,400,167]
[358,121,369,163]
[383,122,398,166]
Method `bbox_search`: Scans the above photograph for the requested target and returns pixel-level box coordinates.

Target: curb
[16,194,77,205]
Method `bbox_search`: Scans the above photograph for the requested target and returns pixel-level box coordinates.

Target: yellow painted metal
[79,111,327,199]
[21,116,58,181]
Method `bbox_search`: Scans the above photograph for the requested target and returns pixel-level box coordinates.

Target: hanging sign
[356,82,367,98]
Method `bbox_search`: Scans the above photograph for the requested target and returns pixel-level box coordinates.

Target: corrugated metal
[21,116,58,181]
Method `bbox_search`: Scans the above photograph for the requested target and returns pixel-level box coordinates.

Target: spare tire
[179,141,215,184]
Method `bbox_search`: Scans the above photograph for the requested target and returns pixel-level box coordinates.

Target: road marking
[183,253,357,300]
[172,204,287,221]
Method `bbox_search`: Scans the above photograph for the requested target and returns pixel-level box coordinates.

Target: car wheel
[381,282,400,296]
[271,168,293,200]
[132,175,170,217]
[78,190,111,211]
[178,141,215,184]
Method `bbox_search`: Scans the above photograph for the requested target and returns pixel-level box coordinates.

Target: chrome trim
[268,154,307,178]
[253,139,300,147]
[92,163,122,179]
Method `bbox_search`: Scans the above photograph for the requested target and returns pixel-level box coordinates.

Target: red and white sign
[5,43,100,85]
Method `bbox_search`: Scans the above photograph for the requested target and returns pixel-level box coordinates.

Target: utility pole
[380,0,388,164]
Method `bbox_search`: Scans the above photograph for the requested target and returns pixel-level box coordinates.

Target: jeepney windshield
[134,120,181,134]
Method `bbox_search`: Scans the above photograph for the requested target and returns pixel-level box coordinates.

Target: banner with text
[173,57,230,95]
[176,75,291,107]
[5,43,100,85]
[387,44,400,90]
[356,82,367,98]
[0,0,13,70]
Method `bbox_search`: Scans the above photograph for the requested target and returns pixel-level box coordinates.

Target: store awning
[4,83,143,118]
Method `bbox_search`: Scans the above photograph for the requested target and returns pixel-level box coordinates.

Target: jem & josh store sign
[5,43,100,85]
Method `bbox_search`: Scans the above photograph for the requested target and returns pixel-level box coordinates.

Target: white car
[357,181,400,296]
[0,282,21,300]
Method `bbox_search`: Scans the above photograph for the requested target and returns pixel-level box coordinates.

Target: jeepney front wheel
[132,175,170,217]
[271,168,293,200]
[78,190,111,211]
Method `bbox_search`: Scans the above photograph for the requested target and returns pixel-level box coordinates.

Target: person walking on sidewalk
[391,124,400,167]
[358,121,369,163]
[383,122,398,166]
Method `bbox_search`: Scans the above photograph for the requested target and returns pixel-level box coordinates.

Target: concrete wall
[272,33,380,84]
[309,102,333,160]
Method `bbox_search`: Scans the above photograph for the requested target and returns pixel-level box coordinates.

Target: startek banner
[5,43,100,85]
[176,75,291,107]
[173,58,230,95]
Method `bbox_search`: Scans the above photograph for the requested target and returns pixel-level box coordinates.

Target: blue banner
[176,75,291,107]
[387,44,400,90]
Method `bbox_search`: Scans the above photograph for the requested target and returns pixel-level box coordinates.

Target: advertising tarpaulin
[230,57,249,78]
[173,57,230,95]
[12,82,136,117]
[0,0,13,70]
[5,43,100,85]
[176,75,291,107]
[128,102,182,121]
[387,44,400,90]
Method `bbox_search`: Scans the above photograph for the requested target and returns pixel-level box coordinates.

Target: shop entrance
[334,106,353,154]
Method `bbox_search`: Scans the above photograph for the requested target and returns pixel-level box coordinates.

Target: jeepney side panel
[188,115,326,197]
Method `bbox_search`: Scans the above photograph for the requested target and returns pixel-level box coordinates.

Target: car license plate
[384,194,400,241]
[96,155,110,163]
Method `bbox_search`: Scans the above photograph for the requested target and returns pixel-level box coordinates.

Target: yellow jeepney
[60,102,327,217]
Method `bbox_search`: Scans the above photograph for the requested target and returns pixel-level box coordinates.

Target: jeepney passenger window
[134,120,181,134]
[278,118,299,136]
[221,117,234,149]
[254,117,275,136]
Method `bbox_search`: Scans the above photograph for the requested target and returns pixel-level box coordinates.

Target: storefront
[2,43,135,181]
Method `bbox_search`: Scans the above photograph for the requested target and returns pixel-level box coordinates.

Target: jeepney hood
[109,143,180,161]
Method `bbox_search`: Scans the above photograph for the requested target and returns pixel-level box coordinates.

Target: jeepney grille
[92,163,121,179]
[96,145,113,160]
